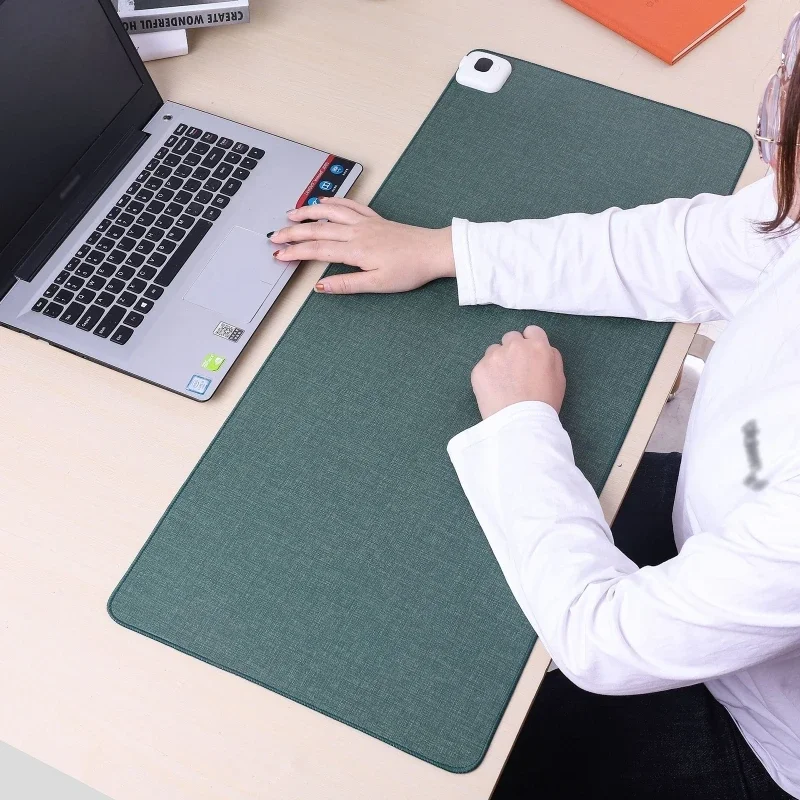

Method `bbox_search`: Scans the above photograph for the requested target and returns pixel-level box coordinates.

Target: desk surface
[0,1,789,798]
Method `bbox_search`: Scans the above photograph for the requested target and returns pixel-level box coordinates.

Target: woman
[269,17,800,800]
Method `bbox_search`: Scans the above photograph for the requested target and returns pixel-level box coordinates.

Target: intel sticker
[187,374,212,395]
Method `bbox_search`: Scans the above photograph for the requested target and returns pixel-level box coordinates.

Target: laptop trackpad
[183,226,287,324]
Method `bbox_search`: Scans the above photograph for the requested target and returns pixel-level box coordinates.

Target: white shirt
[447,174,800,798]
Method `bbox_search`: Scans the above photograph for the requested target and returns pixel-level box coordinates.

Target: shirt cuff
[451,217,478,306]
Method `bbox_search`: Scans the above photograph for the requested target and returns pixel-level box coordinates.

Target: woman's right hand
[269,197,456,295]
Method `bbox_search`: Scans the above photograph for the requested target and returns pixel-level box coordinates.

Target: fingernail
[273,250,285,259]
[286,208,299,216]
[266,230,275,239]
[314,282,329,293]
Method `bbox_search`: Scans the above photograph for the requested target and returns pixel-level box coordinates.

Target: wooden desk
[0,1,788,798]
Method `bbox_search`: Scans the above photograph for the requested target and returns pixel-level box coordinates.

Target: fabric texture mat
[109,54,752,773]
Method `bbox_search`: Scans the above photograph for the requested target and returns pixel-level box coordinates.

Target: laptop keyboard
[30,124,264,345]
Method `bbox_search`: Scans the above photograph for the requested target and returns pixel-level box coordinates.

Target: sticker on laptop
[186,375,212,396]
[295,155,357,208]
[202,353,225,372]
[213,321,244,342]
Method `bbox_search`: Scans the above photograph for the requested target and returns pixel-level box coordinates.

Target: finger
[273,240,353,264]
[270,221,351,245]
[484,343,501,357]
[501,330,524,346]
[552,347,564,373]
[523,325,550,345]
[315,271,381,295]
[284,204,363,226]
[320,196,379,217]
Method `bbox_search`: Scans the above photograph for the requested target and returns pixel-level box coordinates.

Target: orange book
[561,0,746,65]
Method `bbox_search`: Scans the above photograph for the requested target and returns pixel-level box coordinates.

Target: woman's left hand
[471,326,566,419]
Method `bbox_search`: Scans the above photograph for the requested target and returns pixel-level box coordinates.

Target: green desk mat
[109,54,751,773]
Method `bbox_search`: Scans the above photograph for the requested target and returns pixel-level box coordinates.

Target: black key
[76,245,90,258]
[118,212,136,226]
[96,237,115,252]
[135,170,151,183]
[186,202,204,217]
[184,178,202,193]
[86,250,104,265]
[76,288,96,305]
[32,297,48,312]
[212,194,231,209]
[248,147,265,160]
[137,266,158,280]
[174,190,192,205]
[204,178,223,193]
[87,276,106,291]
[176,214,194,229]
[232,167,250,181]
[135,239,155,254]
[165,202,183,217]
[155,215,174,230]
[129,224,147,239]
[106,278,125,294]
[127,201,145,215]
[117,291,137,308]
[43,283,59,298]
[174,123,188,136]
[165,176,184,191]
[124,311,145,328]
[135,189,155,203]
[212,162,233,180]
[60,302,85,325]
[43,302,64,318]
[241,157,258,170]
[166,227,186,242]
[116,194,130,208]
[138,212,156,227]
[145,228,165,242]
[125,182,141,196]
[106,250,125,265]
[54,270,70,285]
[157,240,177,254]
[145,177,163,191]
[156,188,175,203]
[96,219,112,233]
[192,141,211,155]
[125,253,146,268]
[193,167,210,181]
[115,266,135,280]
[155,219,213,287]
[233,142,249,154]
[202,206,221,222]
[166,135,179,147]
[218,137,234,150]
[95,292,114,309]
[145,284,164,300]
[107,206,121,220]
[93,305,125,338]
[134,297,154,314]
[200,131,218,145]
[54,289,74,305]
[97,263,116,277]
[117,237,136,252]
[224,151,242,165]
[87,231,101,245]
[110,325,135,345]
[147,200,166,214]
[196,190,213,204]
[184,152,201,167]
[77,304,106,331]
[66,274,85,291]
[128,278,147,294]
[146,252,167,268]
[108,225,125,240]
[221,179,242,197]
[186,127,203,139]
[173,136,193,155]
[152,152,166,164]
[164,153,181,167]
[174,164,192,178]
[201,147,225,168]
[66,257,81,271]
[75,263,93,278]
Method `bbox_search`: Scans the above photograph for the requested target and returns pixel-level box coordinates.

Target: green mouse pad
[109,54,751,772]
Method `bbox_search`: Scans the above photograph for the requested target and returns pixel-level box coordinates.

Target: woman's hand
[269,197,456,294]
[471,326,566,419]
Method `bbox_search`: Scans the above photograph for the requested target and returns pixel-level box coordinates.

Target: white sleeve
[452,175,783,323]
[447,402,800,695]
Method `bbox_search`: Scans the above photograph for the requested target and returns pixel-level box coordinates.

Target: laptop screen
[0,0,146,269]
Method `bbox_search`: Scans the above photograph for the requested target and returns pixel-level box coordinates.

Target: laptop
[0,0,362,401]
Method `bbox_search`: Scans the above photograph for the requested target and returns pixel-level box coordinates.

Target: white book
[130,29,189,61]
[113,0,249,33]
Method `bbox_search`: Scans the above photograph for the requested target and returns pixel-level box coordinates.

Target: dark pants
[492,452,793,800]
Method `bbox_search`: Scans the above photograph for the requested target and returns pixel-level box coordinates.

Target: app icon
[186,375,211,395]
[202,353,225,371]
[307,196,320,205]
[319,180,333,191]
[330,163,345,175]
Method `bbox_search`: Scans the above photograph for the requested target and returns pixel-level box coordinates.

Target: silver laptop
[0,0,362,401]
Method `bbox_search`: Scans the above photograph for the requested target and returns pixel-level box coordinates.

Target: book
[113,0,249,33]
[561,0,746,65]
[130,29,189,61]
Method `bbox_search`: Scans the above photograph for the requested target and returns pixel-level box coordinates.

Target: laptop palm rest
[183,226,288,324]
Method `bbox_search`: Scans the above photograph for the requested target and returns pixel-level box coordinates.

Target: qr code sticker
[214,321,244,342]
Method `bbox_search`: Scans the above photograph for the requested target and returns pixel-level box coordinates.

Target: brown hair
[760,64,800,234]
